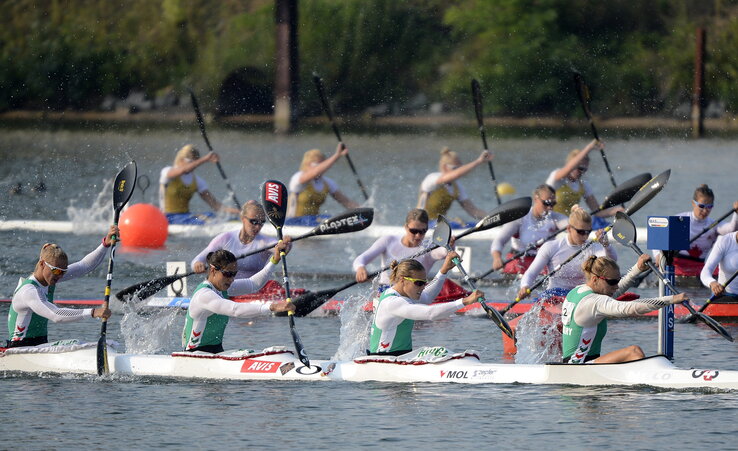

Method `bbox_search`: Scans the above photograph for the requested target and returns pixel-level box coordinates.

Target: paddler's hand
[476,150,493,164]
[517,286,530,301]
[595,229,609,247]
[193,262,207,274]
[440,251,459,274]
[204,151,220,164]
[670,292,689,304]
[103,225,119,247]
[271,237,292,263]
[492,253,504,271]
[356,266,368,283]
[636,254,651,272]
[733,200,738,212]
[462,289,485,306]
[335,142,348,158]
[710,281,725,297]
[269,300,296,314]
[92,307,112,319]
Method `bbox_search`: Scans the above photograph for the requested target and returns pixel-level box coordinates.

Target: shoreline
[2,109,738,135]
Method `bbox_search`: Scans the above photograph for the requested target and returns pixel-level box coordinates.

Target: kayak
[1,342,736,390]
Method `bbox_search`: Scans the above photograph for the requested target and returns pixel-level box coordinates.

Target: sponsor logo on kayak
[648,217,669,228]
[416,346,448,359]
[279,361,295,375]
[264,182,283,206]
[471,369,497,380]
[318,214,369,233]
[440,369,468,379]
[240,359,281,374]
[692,369,720,381]
[296,365,322,375]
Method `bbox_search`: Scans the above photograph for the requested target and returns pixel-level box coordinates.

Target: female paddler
[353,208,448,287]
[417,147,492,222]
[287,143,359,218]
[562,255,688,363]
[545,139,621,223]
[182,247,294,354]
[518,206,616,301]
[700,231,738,298]
[191,201,276,280]
[491,184,567,274]
[6,228,117,347]
[368,253,484,356]
[159,144,239,224]
[655,184,738,276]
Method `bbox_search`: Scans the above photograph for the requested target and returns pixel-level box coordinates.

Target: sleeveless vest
[425,182,459,220]
[553,180,585,216]
[295,181,329,216]
[8,278,56,343]
[562,285,607,363]
[182,282,230,350]
[369,289,414,353]
[164,175,199,214]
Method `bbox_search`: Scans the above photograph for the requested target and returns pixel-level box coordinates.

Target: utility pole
[691,27,706,138]
[274,0,299,134]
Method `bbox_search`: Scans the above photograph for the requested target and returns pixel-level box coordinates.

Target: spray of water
[66,176,114,233]
[331,291,374,361]
[514,301,563,364]
[119,297,183,354]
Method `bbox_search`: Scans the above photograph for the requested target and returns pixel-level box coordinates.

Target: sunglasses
[693,200,714,210]
[245,217,266,226]
[403,276,428,287]
[408,228,428,236]
[540,198,557,207]
[571,226,592,236]
[212,266,238,278]
[44,261,68,276]
[596,274,621,286]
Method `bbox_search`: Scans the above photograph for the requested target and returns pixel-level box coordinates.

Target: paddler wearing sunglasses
[6,226,118,348]
[368,252,484,357]
[182,246,294,354]
[517,206,616,301]
[545,139,622,219]
[192,201,285,280]
[353,208,448,286]
[562,255,688,364]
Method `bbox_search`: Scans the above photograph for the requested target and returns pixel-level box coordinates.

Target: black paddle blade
[433,215,453,248]
[600,173,652,210]
[484,303,515,339]
[471,79,485,128]
[113,161,137,213]
[573,72,593,117]
[455,197,532,240]
[288,315,311,366]
[625,169,670,216]
[96,326,108,376]
[612,211,637,247]
[315,208,374,236]
[116,272,192,301]
[291,290,336,317]
[261,180,288,230]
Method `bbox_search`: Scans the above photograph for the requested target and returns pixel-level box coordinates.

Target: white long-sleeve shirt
[655,210,738,260]
[520,235,617,291]
[191,230,275,279]
[700,232,738,295]
[352,235,447,285]
[490,209,568,255]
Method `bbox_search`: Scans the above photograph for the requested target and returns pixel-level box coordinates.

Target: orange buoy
[119,203,168,248]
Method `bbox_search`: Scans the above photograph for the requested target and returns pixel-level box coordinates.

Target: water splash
[66,176,114,233]
[331,292,373,361]
[119,298,183,354]
[514,301,563,364]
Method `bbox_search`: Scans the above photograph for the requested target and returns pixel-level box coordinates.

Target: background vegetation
[2,0,737,117]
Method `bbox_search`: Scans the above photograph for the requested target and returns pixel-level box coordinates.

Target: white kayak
[1,342,735,390]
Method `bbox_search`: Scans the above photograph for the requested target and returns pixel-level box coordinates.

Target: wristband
[270,256,279,265]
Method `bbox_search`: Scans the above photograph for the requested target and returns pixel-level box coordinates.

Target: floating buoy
[497,182,516,196]
[119,203,168,248]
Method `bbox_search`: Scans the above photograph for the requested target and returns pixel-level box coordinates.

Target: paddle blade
[96,326,108,376]
[600,173,652,210]
[612,211,637,247]
[480,197,531,230]
[261,180,288,230]
[471,79,484,127]
[484,303,515,340]
[433,215,453,248]
[573,72,593,118]
[113,161,137,213]
[116,272,191,301]
[292,289,337,317]
[625,169,670,216]
[314,208,374,236]
[691,310,734,342]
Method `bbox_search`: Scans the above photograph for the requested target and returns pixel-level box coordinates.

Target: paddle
[472,172,652,283]
[312,73,369,201]
[681,268,738,323]
[291,197,532,317]
[471,79,501,205]
[188,88,241,209]
[115,208,375,301]
[436,215,514,338]
[573,71,617,188]
[97,161,137,376]
[612,211,733,342]
[690,207,738,244]
[262,180,311,366]
[499,170,671,315]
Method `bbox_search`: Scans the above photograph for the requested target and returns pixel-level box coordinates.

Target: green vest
[182,282,230,350]
[562,285,607,363]
[7,278,56,343]
[369,289,414,353]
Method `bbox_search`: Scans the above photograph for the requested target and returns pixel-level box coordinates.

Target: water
[2,127,738,449]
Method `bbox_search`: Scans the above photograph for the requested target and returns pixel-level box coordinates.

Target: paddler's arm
[332,190,359,209]
[459,198,487,220]
[716,201,738,234]
[61,225,119,281]
[166,152,219,179]
[435,150,492,185]
[418,251,458,304]
[613,255,650,298]
[353,236,391,283]
[550,139,599,182]
[700,237,725,296]
[19,287,110,323]
[200,190,239,215]
[226,238,291,296]
[575,291,688,327]
[298,143,347,184]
